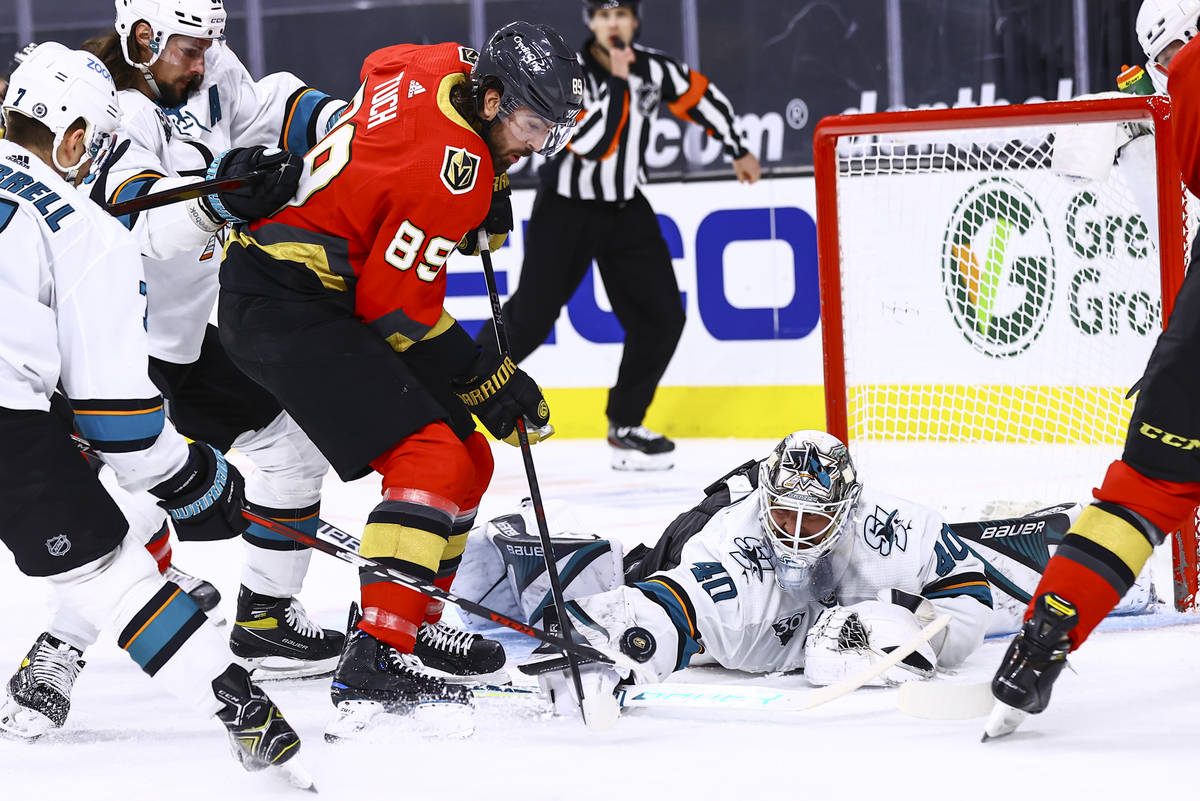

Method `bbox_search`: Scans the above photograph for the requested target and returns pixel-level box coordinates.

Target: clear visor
[500,105,579,157]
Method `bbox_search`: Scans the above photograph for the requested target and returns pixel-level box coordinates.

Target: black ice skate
[0,633,85,741]
[212,664,314,790]
[608,424,675,471]
[984,592,1078,740]
[163,564,224,622]
[229,586,345,679]
[326,604,474,741]
[413,620,507,683]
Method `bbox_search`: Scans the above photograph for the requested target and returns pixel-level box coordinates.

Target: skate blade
[981,701,1029,741]
[0,700,56,742]
[610,450,674,472]
[245,655,339,681]
[325,699,475,741]
[271,759,318,793]
[425,667,512,686]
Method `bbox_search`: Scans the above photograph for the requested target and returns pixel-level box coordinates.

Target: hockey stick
[475,231,593,725]
[474,614,953,713]
[106,168,271,216]
[242,509,635,674]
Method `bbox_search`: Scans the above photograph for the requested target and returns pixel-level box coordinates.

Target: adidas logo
[6,153,30,168]
[408,80,426,98]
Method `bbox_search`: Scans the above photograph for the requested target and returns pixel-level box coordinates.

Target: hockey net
[814,97,1199,611]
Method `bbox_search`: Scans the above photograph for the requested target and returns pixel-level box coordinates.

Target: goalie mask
[1136,0,1200,93]
[758,431,861,592]
[3,43,121,184]
[473,21,584,157]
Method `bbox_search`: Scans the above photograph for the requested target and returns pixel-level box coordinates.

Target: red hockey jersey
[226,43,493,349]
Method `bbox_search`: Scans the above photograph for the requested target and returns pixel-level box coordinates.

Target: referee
[474,0,760,471]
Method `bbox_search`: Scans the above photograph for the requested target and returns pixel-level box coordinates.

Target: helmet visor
[500,104,580,157]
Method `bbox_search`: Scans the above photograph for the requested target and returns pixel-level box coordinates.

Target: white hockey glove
[517,602,657,725]
[803,592,937,687]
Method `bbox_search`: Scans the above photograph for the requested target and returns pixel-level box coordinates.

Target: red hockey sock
[359,580,429,653]
[144,523,172,573]
[1028,556,1122,649]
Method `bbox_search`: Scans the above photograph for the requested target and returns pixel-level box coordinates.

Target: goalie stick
[474,614,953,713]
[106,168,271,217]
[475,230,592,725]
[242,509,636,675]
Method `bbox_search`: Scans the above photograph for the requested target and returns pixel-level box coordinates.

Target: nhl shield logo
[441,146,481,195]
[45,534,71,557]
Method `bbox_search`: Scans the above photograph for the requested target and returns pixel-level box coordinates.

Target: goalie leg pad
[489,516,624,627]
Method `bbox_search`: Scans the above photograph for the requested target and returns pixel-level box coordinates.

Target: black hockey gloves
[457,173,513,255]
[200,146,303,224]
[150,442,249,541]
[453,350,552,446]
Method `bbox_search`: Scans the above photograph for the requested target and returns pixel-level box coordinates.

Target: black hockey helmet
[473,21,584,156]
[582,0,641,22]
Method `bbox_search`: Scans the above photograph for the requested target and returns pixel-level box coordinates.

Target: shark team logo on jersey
[730,536,773,580]
[771,611,807,646]
[440,146,480,195]
[942,177,1054,358]
[45,534,71,557]
[862,505,908,556]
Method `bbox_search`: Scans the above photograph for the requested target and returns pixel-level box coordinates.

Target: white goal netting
[821,101,1193,525]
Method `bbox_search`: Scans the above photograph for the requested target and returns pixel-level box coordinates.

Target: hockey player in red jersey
[986,21,1200,739]
[218,22,583,736]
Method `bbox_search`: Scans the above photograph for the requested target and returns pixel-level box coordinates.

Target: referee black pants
[475,187,685,428]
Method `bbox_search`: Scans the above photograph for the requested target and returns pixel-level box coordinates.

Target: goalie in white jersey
[0,44,308,779]
[459,431,994,713]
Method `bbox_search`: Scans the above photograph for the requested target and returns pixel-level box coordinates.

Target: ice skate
[326,605,474,741]
[984,592,1077,741]
[0,633,85,741]
[163,564,224,623]
[229,586,345,679]
[608,424,675,471]
[212,664,314,790]
[413,619,508,684]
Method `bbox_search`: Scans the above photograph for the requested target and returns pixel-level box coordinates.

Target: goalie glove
[517,604,656,719]
[803,593,937,687]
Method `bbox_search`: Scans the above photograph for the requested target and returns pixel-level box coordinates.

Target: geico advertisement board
[837,169,1162,388]
[442,177,826,438]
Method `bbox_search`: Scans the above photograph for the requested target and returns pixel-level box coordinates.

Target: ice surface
[0,439,1195,800]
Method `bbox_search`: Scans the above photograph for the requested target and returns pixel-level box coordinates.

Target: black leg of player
[476,231,589,722]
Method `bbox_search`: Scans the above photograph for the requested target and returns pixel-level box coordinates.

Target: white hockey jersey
[0,140,188,491]
[97,42,344,363]
[575,484,993,683]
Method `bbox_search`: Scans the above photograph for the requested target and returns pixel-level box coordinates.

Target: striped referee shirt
[542,37,750,202]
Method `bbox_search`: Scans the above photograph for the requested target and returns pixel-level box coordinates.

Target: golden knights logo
[441,146,481,195]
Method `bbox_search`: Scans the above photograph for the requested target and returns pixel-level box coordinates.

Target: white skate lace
[29,638,83,698]
[418,622,475,657]
[283,599,324,639]
[163,565,204,594]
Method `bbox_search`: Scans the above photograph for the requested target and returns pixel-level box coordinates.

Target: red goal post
[813,96,1198,611]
